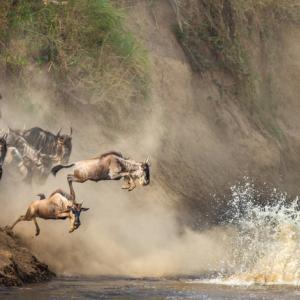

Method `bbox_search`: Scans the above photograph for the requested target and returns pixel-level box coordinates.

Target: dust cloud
[0,75,233,277]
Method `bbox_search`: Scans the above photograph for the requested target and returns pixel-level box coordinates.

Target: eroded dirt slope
[127,0,300,222]
[0,228,53,286]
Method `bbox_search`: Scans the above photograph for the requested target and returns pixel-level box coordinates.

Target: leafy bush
[0,0,148,108]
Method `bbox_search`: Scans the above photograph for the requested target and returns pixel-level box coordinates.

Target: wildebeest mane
[50,189,73,201]
[96,151,124,159]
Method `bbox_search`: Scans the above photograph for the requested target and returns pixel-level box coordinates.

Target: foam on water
[191,179,300,286]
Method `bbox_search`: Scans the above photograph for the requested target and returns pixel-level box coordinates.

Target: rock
[0,227,54,286]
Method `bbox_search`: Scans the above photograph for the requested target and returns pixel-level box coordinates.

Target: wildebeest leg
[128,177,136,192]
[55,212,70,219]
[110,172,130,180]
[10,215,28,230]
[33,218,40,236]
[122,176,131,189]
[67,177,76,201]
[23,169,33,185]
[67,174,86,199]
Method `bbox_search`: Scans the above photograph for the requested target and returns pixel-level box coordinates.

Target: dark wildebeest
[8,128,69,183]
[51,151,150,192]
[5,147,36,181]
[9,183,89,236]
[21,127,72,164]
[7,129,44,164]
[0,133,8,180]
[6,129,51,182]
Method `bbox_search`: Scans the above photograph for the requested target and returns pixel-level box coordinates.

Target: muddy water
[1,277,300,300]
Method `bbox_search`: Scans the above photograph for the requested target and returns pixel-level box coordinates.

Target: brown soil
[126,1,300,222]
[0,228,54,286]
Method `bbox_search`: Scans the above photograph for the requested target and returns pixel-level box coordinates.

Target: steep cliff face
[125,0,300,222]
[0,229,53,286]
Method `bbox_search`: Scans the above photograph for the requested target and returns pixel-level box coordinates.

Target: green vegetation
[174,0,299,141]
[0,0,148,109]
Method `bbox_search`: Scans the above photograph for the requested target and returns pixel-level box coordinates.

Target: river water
[1,276,300,300]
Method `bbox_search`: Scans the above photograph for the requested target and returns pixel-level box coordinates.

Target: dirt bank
[0,228,54,286]
[125,0,300,223]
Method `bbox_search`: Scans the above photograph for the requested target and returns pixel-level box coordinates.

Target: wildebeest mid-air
[51,151,150,192]
[0,133,7,180]
[8,183,89,236]
[21,127,72,164]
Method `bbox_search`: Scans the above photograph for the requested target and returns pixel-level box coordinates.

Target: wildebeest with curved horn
[0,133,8,180]
[51,151,150,192]
[8,183,89,236]
[21,126,72,164]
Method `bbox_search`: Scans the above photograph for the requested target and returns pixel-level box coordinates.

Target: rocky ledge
[0,228,54,286]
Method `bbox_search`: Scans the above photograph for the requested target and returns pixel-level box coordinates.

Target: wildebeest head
[66,201,89,233]
[56,127,72,163]
[135,157,150,186]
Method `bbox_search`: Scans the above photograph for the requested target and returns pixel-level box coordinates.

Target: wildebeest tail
[51,163,75,176]
[37,193,46,200]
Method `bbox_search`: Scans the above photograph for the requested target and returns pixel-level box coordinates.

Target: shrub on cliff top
[0,0,148,107]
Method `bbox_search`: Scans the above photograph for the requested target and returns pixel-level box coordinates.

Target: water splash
[196,179,300,285]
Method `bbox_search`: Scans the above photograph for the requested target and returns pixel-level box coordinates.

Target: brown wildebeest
[9,183,89,236]
[51,151,150,192]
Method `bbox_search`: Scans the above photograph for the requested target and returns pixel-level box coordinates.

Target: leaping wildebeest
[51,151,150,192]
[21,126,72,164]
[8,183,89,236]
[0,133,7,180]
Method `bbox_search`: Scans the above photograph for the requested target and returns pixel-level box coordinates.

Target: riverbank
[0,228,54,286]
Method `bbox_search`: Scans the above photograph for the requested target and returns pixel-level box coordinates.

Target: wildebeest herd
[1,127,72,184]
[0,127,150,235]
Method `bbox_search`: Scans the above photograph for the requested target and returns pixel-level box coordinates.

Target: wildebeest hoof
[35,231,40,236]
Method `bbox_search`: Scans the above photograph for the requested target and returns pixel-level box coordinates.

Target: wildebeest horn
[56,128,62,136]
[70,127,73,136]
[144,157,150,165]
